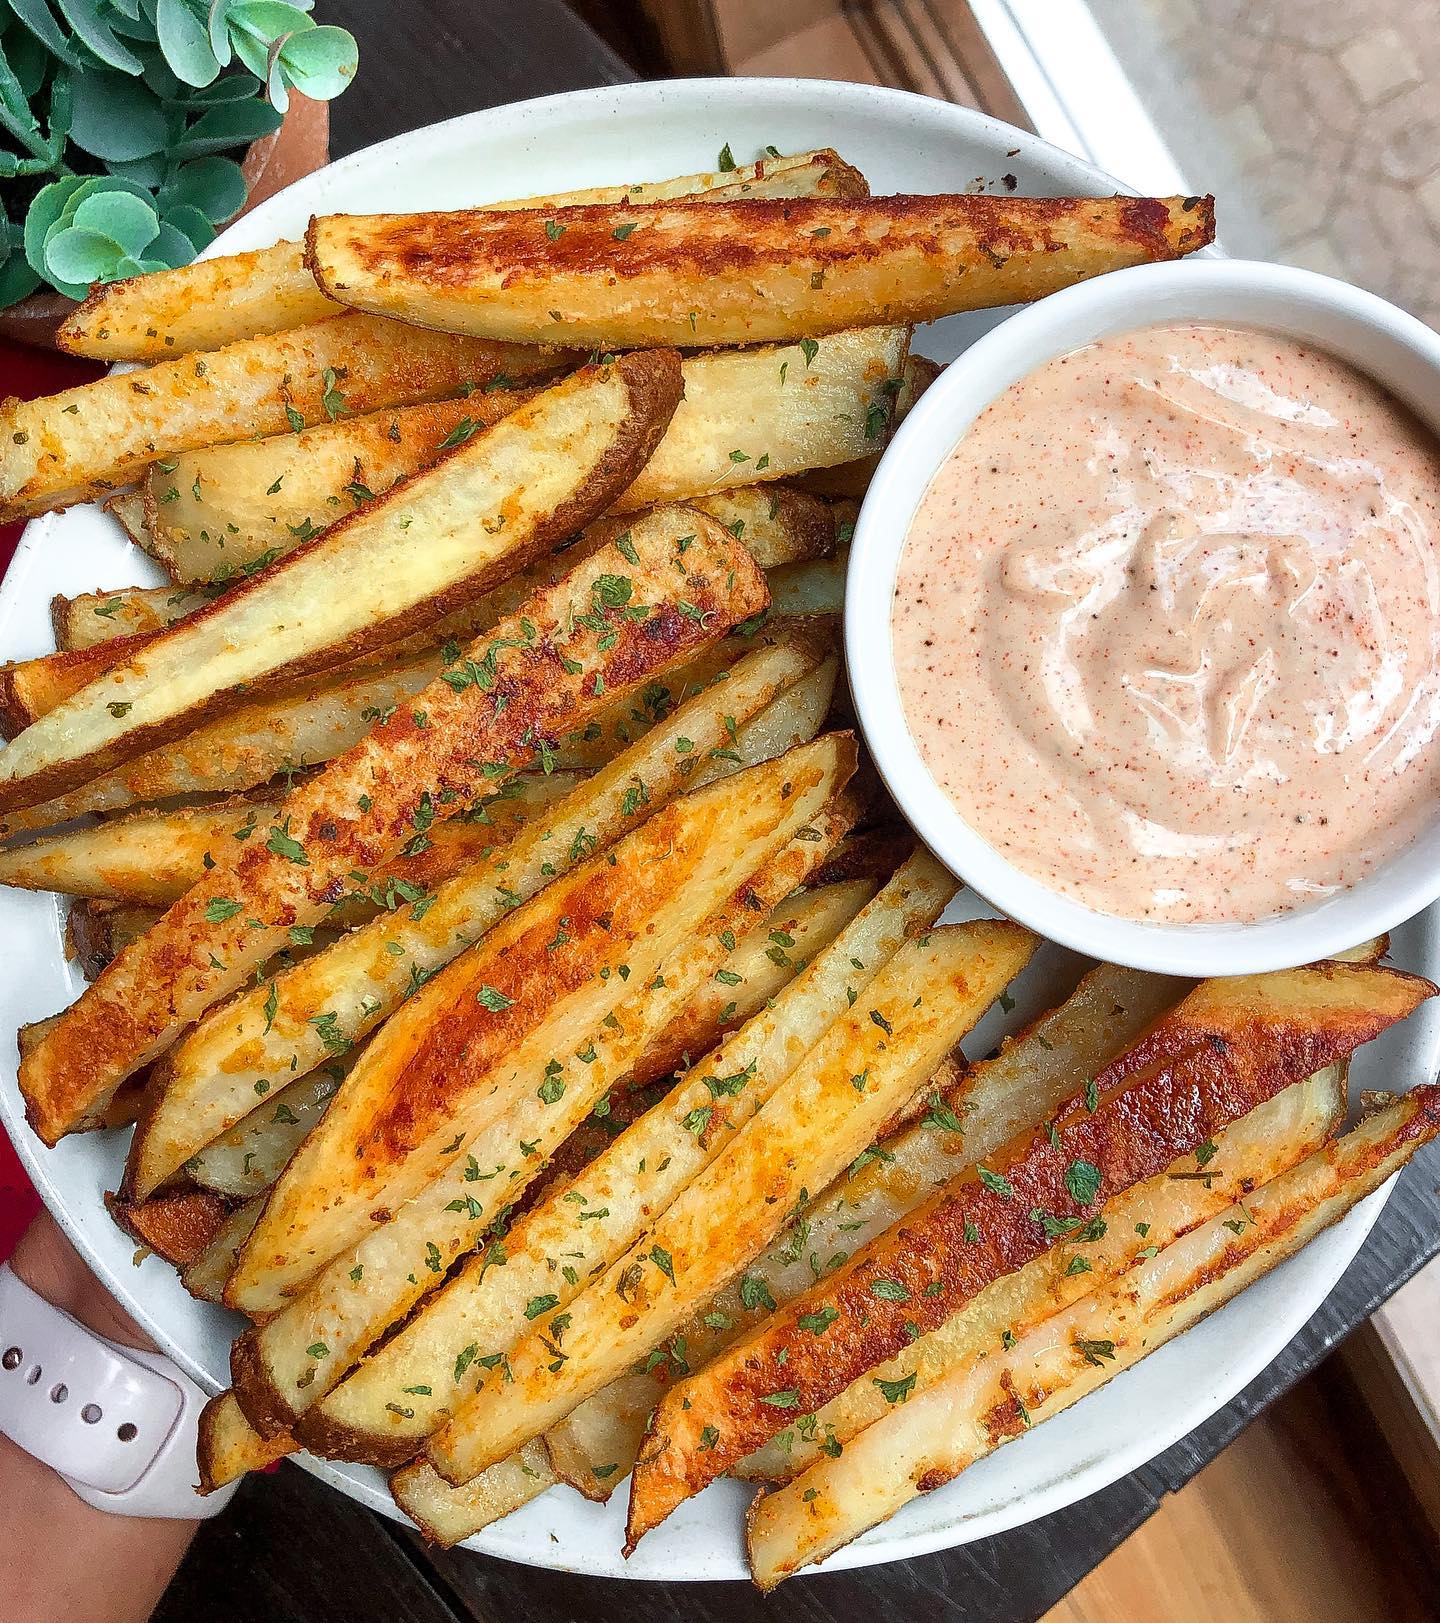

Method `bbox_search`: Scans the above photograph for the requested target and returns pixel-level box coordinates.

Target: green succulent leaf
[7,0,87,72]
[69,66,169,159]
[107,0,147,23]
[7,24,50,98]
[53,0,147,75]
[277,24,356,101]
[160,155,248,222]
[162,201,215,251]
[105,150,170,188]
[147,217,201,267]
[228,4,314,81]
[71,189,160,256]
[207,0,236,67]
[185,66,263,102]
[171,94,281,156]
[0,247,43,309]
[44,224,125,287]
[157,0,222,87]
[23,174,88,276]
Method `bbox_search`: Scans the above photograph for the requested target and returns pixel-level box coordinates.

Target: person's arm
[3,1211,199,1623]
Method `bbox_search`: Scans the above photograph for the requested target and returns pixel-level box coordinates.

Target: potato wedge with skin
[746,1082,1440,1587]
[60,149,867,363]
[625,962,1434,1542]
[616,328,908,512]
[0,653,445,842]
[0,313,558,522]
[52,585,208,650]
[308,194,1213,350]
[0,354,682,813]
[19,508,766,1145]
[103,490,154,553]
[767,553,846,620]
[423,920,1038,1488]
[181,1198,265,1303]
[225,743,854,1323]
[297,851,949,1464]
[392,1446,556,1547]
[66,900,162,982]
[229,753,857,1435]
[186,1066,355,1200]
[0,774,573,907]
[106,1186,237,1269]
[542,959,1183,1496]
[794,352,940,501]
[197,1392,296,1492]
[741,1064,1345,1481]
[124,635,823,1202]
[143,389,540,585]
[630,876,881,1093]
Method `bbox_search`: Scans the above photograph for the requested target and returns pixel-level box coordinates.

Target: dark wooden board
[151,6,1440,1619]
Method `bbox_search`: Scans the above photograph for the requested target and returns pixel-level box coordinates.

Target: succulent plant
[0,0,357,310]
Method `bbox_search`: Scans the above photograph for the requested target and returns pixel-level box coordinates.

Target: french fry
[103,490,153,551]
[740,1064,1346,1481]
[18,507,766,1145]
[186,1067,354,1200]
[767,553,846,619]
[615,328,908,512]
[308,195,1213,350]
[124,634,825,1201]
[423,919,1038,1489]
[51,585,209,650]
[197,1392,296,1493]
[392,1446,556,1547]
[106,1186,237,1269]
[181,1198,265,1303]
[0,354,682,811]
[60,149,867,362]
[66,900,163,982]
[296,851,951,1464]
[0,774,573,906]
[794,353,940,500]
[142,389,540,584]
[746,1083,1440,1586]
[629,876,882,1092]
[684,486,843,566]
[542,960,1182,1496]
[0,652,444,841]
[625,962,1433,1543]
[228,744,857,1434]
[0,313,560,521]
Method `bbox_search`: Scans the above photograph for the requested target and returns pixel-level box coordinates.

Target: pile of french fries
[2,142,1432,1584]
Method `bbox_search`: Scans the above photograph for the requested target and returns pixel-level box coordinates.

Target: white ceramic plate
[2,78,1437,1583]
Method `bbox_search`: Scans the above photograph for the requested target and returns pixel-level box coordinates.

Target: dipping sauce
[893,324,1440,923]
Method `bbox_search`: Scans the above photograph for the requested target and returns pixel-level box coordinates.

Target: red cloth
[0,337,103,1259]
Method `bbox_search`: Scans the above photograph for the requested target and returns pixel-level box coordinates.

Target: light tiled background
[1088,0,1440,329]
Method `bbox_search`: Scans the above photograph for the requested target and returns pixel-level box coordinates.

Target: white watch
[0,1263,236,1518]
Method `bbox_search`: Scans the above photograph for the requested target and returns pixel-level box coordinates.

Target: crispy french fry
[124,634,824,1201]
[103,490,153,551]
[66,900,162,981]
[0,653,444,841]
[423,919,1037,1489]
[392,1445,556,1546]
[297,852,950,1464]
[51,585,208,650]
[143,389,540,584]
[741,1064,1346,1481]
[684,486,843,567]
[690,656,839,787]
[0,355,681,812]
[794,353,940,500]
[542,959,1181,1496]
[625,962,1433,1543]
[228,745,856,1435]
[0,774,572,907]
[629,876,882,1092]
[197,1392,296,1492]
[106,1186,236,1268]
[186,1068,353,1200]
[308,195,1213,350]
[60,149,867,362]
[0,313,559,521]
[767,553,846,619]
[181,1198,265,1303]
[18,507,766,1145]
[616,328,907,512]
[746,1083,1440,1586]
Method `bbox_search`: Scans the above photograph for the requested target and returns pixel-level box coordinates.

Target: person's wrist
[7,1211,154,1353]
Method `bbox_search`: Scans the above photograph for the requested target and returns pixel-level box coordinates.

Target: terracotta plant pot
[0,93,330,352]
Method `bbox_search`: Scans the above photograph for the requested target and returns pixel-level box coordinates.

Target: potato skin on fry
[106,1186,238,1268]
[308,194,1214,349]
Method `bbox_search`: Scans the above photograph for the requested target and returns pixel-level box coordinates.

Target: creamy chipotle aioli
[893,323,1440,923]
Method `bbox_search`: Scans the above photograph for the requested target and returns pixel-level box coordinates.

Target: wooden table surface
[146,3,1440,1618]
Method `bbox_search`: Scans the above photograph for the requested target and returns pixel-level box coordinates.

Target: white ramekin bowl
[848,259,1440,975]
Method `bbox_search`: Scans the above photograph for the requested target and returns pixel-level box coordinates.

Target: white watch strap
[0,1263,237,1518]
